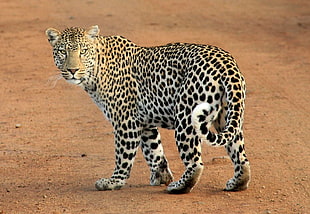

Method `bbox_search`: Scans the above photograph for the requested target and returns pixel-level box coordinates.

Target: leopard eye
[80,48,88,55]
[58,49,67,55]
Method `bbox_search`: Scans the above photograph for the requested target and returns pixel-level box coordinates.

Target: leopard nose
[67,68,79,74]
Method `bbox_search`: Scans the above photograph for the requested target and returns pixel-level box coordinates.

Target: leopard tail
[192,73,246,147]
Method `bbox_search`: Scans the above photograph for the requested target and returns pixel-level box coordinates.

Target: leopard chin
[66,77,85,85]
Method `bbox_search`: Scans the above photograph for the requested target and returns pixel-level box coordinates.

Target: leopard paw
[95,178,125,191]
[150,168,174,186]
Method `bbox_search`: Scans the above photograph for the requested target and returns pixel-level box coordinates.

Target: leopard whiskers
[46,72,63,88]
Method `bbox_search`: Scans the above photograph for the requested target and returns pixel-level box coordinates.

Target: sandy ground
[0,0,309,213]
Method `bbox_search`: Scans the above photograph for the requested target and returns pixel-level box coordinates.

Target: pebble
[15,124,22,128]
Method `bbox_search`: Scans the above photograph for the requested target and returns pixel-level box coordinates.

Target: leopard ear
[87,25,100,41]
[46,28,61,46]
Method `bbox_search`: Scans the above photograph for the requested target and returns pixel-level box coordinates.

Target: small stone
[15,124,22,128]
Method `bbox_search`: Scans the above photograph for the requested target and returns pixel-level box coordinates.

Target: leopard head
[46,26,99,85]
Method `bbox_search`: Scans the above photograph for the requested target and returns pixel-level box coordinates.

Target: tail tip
[192,103,213,128]
[192,103,212,118]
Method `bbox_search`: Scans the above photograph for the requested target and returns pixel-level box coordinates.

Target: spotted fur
[46,26,250,193]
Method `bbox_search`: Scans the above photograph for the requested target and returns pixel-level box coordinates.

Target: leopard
[45,25,250,194]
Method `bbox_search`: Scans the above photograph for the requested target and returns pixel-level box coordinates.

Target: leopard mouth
[72,77,85,85]
[63,75,85,85]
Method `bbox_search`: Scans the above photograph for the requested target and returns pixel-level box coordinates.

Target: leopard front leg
[95,124,141,191]
[140,127,173,186]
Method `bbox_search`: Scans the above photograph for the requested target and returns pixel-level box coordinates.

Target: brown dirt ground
[1,0,309,213]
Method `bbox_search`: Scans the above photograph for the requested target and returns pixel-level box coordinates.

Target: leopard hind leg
[213,105,251,191]
[224,132,250,191]
[167,114,204,194]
